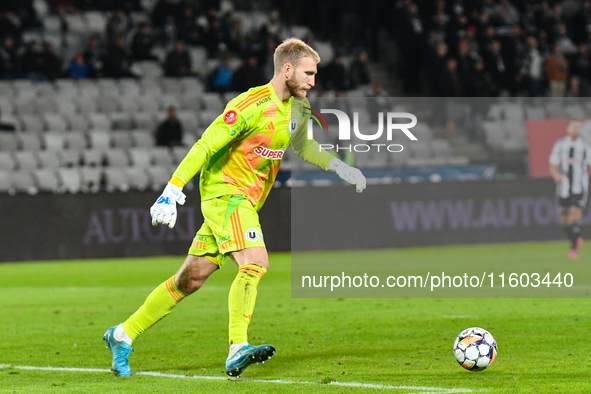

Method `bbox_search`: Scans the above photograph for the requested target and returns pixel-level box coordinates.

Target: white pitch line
[0,364,476,393]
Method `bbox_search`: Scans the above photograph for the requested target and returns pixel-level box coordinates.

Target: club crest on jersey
[245,228,260,242]
[224,110,238,124]
[289,119,299,133]
[254,146,285,160]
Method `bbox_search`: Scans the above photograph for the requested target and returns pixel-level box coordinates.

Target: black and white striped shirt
[549,136,591,198]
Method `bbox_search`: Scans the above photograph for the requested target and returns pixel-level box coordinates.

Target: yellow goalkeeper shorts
[188,194,265,267]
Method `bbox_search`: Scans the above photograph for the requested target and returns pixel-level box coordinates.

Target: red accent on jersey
[224,110,238,124]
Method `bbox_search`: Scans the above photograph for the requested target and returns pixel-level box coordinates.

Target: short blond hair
[273,38,321,74]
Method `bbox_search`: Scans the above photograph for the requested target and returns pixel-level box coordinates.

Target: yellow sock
[122,276,185,340]
[228,264,267,345]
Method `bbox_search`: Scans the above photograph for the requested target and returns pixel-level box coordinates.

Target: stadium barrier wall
[292,178,589,251]
[2,178,586,262]
[0,189,290,262]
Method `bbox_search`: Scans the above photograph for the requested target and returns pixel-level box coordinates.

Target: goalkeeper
[103,38,366,378]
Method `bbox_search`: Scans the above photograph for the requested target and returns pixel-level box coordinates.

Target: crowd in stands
[0,0,370,93]
[394,0,591,97]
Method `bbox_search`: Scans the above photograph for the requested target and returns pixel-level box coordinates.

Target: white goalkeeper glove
[328,159,367,193]
[150,183,186,229]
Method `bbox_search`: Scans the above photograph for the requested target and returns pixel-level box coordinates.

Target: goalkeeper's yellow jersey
[171,81,334,211]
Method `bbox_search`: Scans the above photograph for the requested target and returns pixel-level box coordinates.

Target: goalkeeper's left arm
[290,120,366,193]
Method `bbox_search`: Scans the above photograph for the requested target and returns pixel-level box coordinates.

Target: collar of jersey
[267,80,291,111]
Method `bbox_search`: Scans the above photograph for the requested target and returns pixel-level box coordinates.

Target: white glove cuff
[164,183,186,205]
[328,158,345,173]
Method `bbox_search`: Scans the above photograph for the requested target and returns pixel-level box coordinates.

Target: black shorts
[558,193,587,214]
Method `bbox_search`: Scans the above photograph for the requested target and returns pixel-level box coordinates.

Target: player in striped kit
[549,118,591,259]
[102,38,366,377]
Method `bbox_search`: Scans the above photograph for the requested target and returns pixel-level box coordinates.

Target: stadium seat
[105,149,130,167]
[198,110,219,127]
[37,82,56,97]
[0,97,13,115]
[98,96,121,114]
[78,97,99,114]
[0,82,13,98]
[525,106,546,119]
[88,131,111,151]
[160,94,180,110]
[59,150,82,167]
[125,167,150,191]
[182,130,198,146]
[119,78,141,97]
[112,131,134,149]
[97,79,120,96]
[137,61,163,78]
[0,133,18,151]
[43,15,62,32]
[180,78,204,94]
[200,93,224,112]
[11,170,38,195]
[20,115,45,133]
[80,167,102,193]
[104,167,130,192]
[86,11,107,33]
[129,147,152,166]
[131,130,154,148]
[14,99,36,115]
[65,114,89,132]
[56,98,78,115]
[146,165,172,190]
[180,94,201,112]
[110,113,134,130]
[565,103,585,118]
[172,146,189,164]
[177,111,199,133]
[188,47,208,73]
[13,151,38,170]
[87,113,111,130]
[33,168,60,193]
[55,80,79,99]
[0,169,12,194]
[13,80,37,99]
[43,132,66,150]
[431,140,453,158]
[18,134,42,151]
[133,113,156,130]
[138,96,161,113]
[36,97,59,114]
[161,78,183,95]
[119,96,140,113]
[64,14,88,34]
[36,151,60,169]
[81,149,104,167]
[43,114,68,132]
[151,147,174,166]
[58,168,82,193]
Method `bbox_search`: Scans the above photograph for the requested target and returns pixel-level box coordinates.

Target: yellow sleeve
[170,107,248,186]
[290,99,334,170]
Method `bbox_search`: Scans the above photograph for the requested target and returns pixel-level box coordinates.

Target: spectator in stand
[163,40,191,77]
[68,52,88,80]
[484,40,508,96]
[322,54,347,91]
[521,35,543,97]
[155,106,183,147]
[106,10,131,46]
[42,42,63,81]
[228,20,248,56]
[84,36,106,78]
[209,57,233,93]
[0,37,19,79]
[349,50,371,90]
[131,22,158,61]
[546,43,569,97]
[570,44,591,96]
[366,84,391,122]
[467,59,494,97]
[555,24,577,56]
[177,6,202,45]
[0,11,21,43]
[438,58,463,139]
[233,56,265,92]
[20,41,45,81]
[151,0,177,27]
[105,36,136,78]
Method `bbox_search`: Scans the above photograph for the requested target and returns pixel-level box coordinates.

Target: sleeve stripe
[236,88,270,107]
[236,89,270,111]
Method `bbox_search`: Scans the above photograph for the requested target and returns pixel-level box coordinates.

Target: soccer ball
[453,327,497,371]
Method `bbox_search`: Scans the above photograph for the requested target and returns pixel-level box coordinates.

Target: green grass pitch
[1,241,591,393]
